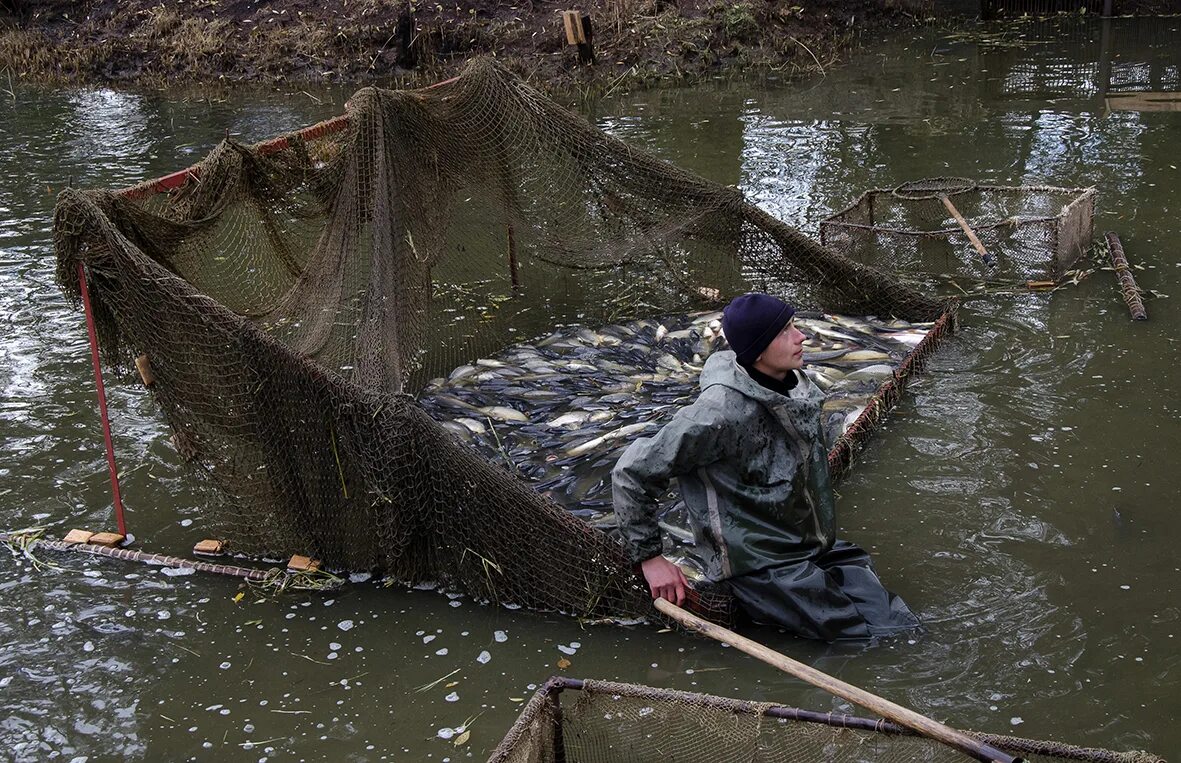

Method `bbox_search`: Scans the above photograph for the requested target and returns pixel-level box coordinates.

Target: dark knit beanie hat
[722,293,796,367]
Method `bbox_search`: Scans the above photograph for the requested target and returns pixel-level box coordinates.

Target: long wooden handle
[941,195,993,266]
[654,598,1021,763]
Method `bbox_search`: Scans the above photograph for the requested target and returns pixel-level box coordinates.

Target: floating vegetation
[245,566,346,596]
[1,527,64,572]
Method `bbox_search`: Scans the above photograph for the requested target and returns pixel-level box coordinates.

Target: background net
[819,183,1095,283]
[489,679,1166,763]
[52,57,950,622]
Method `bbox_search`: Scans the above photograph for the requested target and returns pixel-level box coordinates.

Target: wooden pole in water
[654,598,1024,763]
[1104,232,1148,321]
[941,195,994,267]
[2,532,270,580]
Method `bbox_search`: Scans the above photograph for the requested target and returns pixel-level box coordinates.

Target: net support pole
[1103,232,1147,321]
[507,225,521,289]
[77,262,129,539]
[544,676,569,763]
[655,598,1024,763]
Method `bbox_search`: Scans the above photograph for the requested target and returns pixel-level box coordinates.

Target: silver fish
[481,406,529,423]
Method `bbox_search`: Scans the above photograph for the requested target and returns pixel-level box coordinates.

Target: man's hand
[640,555,689,606]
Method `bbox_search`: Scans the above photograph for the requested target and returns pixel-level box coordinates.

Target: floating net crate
[819,182,1096,282]
[52,58,955,625]
[489,677,1165,763]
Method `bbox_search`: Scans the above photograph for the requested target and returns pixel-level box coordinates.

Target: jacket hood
[701,350,825,432]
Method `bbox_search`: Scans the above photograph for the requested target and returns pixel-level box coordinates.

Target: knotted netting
[819,180,1096,283]
[52,57,949,622]
[489,678,1166,763]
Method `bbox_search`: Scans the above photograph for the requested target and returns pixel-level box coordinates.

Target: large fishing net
[490,678,1166,763]
[52,57,952,622]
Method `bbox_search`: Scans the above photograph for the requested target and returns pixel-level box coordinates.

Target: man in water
[612,292,919,640]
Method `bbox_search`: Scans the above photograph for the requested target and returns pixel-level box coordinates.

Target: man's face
[754,320,808,376]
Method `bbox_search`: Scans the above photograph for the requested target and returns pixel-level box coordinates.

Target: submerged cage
[52,58,956,623]
[819,183,1095,282]
[490,677,1164,763]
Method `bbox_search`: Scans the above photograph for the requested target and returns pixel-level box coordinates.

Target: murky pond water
[2,16,1178,761]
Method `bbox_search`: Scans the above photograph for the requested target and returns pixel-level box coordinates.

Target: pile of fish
[417,310,934,535]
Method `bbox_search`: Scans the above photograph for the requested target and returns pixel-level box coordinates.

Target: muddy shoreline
[0,0,951,93]
[2,1,1174,93]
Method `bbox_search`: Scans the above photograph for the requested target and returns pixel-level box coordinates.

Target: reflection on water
[1,15,1179,761]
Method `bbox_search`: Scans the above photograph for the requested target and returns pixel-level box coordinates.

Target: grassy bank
[0,0,938,92]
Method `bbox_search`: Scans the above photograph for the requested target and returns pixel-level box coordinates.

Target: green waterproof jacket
[612,350,835,581]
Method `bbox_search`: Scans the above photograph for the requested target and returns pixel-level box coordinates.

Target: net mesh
[489,679,1166,763]
[820,182,1095,283]
[52,57,951,622]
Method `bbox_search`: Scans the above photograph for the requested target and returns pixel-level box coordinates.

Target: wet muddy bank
[1,0,941,93]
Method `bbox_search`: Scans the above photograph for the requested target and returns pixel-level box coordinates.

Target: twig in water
[603,65,638,99]
[942,277,970,296]
[329,427,349,499]
[2,528,63,572]
[788,36,826,75]
[168,642,202,657]
[292,652,332,666]
[239,737,284,748]
[368,31,400,71]
[415,668,461,693]
[461,546,503,601]
[483,417,520,476]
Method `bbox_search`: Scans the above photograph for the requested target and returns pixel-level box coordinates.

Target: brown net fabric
[52,57,950,622]
[820,183,1096,282]
[488,679,1166,763]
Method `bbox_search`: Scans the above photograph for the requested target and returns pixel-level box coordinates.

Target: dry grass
[254,20,337,74]
[602,0,659,36]
[1,0,929,92]
[141,6,184,39]
[0,29,105,82]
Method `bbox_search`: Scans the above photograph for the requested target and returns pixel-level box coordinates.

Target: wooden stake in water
[893,177,994,268]
[1104,231,1148,321]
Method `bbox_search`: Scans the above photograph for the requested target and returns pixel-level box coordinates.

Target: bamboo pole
[654,598,1023,763]
[1,531,343,591]
[3,532,270,580]
[1104,232,1147,321]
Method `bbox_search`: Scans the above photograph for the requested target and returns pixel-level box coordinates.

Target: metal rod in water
[77,262,129,538]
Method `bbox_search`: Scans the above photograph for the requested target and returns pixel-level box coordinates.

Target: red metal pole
[77,262,129,538]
